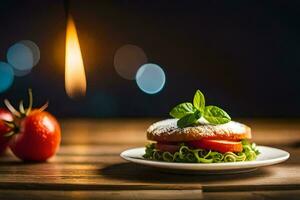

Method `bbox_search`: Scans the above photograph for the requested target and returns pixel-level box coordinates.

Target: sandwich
[143,90,260,163]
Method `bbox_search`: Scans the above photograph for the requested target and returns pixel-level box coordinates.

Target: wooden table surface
[0,119,300,200]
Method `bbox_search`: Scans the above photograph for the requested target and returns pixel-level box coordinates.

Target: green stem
[4,99,21,118]
[26,88,33,115]
[19,100,25,115]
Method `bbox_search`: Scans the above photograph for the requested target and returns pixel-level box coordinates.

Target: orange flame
[65,15,86,99]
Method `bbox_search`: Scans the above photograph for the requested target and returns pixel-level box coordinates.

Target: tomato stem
[4,99,21,118]
[3,120,14,128]
[38,102,49,112]
[4,88,48,119]
[19,100,25,115]
[3,131,15,137]
[2,120,18,138]
[1,88,49,139]
[25,89,33,115]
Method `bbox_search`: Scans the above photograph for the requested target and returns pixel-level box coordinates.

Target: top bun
[147,119,251,142]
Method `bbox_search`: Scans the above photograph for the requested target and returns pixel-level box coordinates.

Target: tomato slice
[188,139,243,153]
[155,143,179,153]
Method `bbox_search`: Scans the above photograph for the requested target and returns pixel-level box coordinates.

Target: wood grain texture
[0,189,299,200]
[0,119,299,199]
[204,190,300,200]
[0,190,203,200]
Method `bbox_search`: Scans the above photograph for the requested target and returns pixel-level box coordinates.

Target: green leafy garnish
[193,90,205,111]
[169,89,231,128]
[170,103,196,119]
[143,141,260,163]
[177,112,200,128]
[203,106,231,124]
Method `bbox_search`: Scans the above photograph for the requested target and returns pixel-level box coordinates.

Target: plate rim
[120,146,290,170]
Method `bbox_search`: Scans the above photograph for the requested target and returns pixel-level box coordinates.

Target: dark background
[0,0,299,118]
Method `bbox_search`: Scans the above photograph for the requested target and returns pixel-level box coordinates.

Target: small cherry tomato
[3,89,61,161]
[0,109,13,154]
[9,110,61,161]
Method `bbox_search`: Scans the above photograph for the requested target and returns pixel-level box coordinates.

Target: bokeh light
[19,40,40,66]
[7,40,40,72]
[0,62,14,93]
[114,44,147,80]
[7,43,33,70]
[136,63,166,94]
[13,68,31,77]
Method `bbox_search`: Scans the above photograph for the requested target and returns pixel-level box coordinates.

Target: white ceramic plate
[120,146,289,174]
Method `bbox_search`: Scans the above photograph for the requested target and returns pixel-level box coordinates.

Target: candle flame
[65,15,86,99]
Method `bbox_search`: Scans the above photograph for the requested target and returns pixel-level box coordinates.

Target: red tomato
[188,139,243,153]
[156,143,179,153]
[9,110,61,161]
[0,109,13,154]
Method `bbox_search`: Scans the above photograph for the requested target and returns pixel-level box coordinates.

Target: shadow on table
[291,140,300,148]
[100,162,272,184]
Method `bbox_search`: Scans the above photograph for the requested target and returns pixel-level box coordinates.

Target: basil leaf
[203,105,231,125]
[194,110,202,119]
[177,113,199,128]
[193,90,205,111]
[169,102,196,119]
